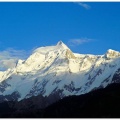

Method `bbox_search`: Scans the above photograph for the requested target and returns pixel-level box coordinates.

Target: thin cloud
[0,48,29,60]
[76,2,91,10]
[68,38,93,47]
[0,59,18,71]
[0,48,31,71]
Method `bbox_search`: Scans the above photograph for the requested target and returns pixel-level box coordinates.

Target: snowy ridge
[0,41,120,101]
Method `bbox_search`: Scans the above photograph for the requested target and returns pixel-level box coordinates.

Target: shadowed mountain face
[1,83,120,118]
[43,83,120,118]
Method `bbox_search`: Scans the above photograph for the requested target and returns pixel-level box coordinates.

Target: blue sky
[0,2,120,60]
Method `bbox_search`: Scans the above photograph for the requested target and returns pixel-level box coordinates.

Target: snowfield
[0,41,120,101]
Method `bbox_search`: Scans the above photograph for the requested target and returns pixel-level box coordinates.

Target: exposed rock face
[105,49,120,59]
[112,68,120,83]
[66,49,76,59]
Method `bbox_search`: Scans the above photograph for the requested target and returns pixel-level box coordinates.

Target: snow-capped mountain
[0,41,120,102]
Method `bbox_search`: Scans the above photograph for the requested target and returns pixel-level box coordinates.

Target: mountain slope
[1,83,120,118]
[41,83,120,118]
[0,41,120,103]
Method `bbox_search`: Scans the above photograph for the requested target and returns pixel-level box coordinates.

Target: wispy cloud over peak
[0,48,31,71]
[75,2,91,10]
[68,38,93,47]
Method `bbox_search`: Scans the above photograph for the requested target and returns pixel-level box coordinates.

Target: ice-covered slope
[0,41,120,101]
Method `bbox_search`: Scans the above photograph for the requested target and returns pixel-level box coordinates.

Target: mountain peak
[107,49,117,53]
[106,49,119,54]
[56,40,69,50]
[57,41,64,45]
[105,49,120,59]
